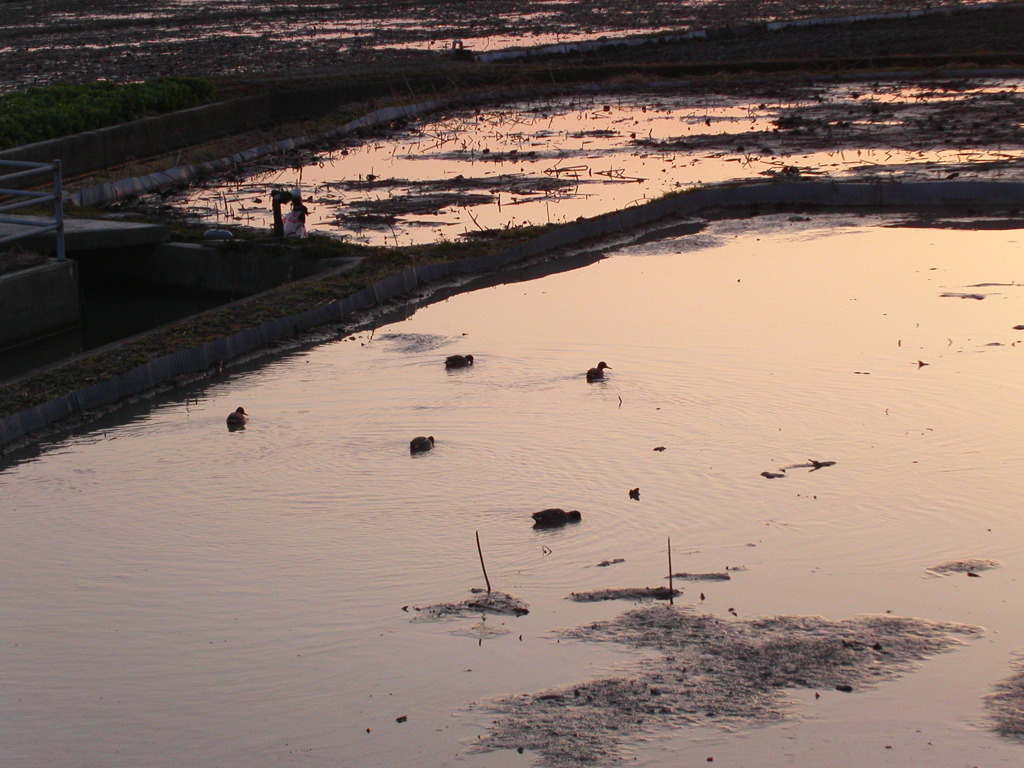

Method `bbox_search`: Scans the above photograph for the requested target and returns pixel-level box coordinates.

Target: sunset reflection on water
[3,215,1024,768]
[165,81,1024,245]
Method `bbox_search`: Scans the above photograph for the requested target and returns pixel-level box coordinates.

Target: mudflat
[3,0,1023,93]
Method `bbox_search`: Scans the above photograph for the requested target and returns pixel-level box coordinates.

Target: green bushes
[0,77,216,150]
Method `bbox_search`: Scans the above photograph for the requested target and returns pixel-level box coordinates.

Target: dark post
[667,537,674,605]
[476,531,492,594]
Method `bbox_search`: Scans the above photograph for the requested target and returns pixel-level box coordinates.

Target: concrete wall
[143,243,360,296]
[0,82,393,181]
[68,99,449,208]
[0,260,79,351]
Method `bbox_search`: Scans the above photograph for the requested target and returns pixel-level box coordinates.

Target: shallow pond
[4,213,1024,767]
[164,79,1024,245]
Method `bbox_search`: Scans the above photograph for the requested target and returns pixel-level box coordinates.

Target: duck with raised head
[586,362,611,382]
[410,435,435,453]
[226,407,248,429]
[531,508,582,528]
[445,354,474,369]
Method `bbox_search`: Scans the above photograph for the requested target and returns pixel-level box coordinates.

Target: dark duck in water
[531,508,582,528]
[445,354,474,369]
[410,435,435,453]
[586,361,611,382]
[226,407,248,429]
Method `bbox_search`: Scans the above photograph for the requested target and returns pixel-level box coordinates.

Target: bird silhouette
[586,362,611,382]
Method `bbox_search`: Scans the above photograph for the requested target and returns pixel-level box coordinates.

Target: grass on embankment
[0,78,216,151]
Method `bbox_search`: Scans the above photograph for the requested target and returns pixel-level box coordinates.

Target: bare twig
[476,531,492,594]
[667,537,674,605]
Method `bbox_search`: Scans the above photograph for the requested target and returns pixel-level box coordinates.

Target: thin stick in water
[476,530,492,594]
[667,536,674,605]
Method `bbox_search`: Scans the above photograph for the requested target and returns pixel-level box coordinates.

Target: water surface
[4,214,1024,767]
[165,80,1024,245]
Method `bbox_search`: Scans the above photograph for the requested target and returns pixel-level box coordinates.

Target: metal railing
[0,159,65,261]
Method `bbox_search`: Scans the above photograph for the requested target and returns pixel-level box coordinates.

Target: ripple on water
[3,217,1024,768]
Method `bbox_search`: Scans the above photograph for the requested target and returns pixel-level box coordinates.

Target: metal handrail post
[53,159,65,261]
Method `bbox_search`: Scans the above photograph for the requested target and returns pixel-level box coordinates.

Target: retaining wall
[68,100,450,208]
[2,178,1022,450]
[0,260,79,351]
[0,82,415,181]
[144,243,360,296]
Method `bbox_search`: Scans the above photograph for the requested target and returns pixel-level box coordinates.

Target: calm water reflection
[3,214,1024,767]
[167,80,1024,245]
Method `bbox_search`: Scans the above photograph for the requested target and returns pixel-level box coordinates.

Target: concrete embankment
[0,218,169,353]
[2,178,1022,451]
[0,81,431,180]
[66,100,452,208]
[0,261,79,352]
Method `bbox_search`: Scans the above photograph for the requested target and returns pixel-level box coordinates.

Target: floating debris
[941,292,987,300]
[569,587,680,602]
[377,332,452,353]
[927,558,1000,576]
[596,558,626,568]
[780,459,836,472]
[669,572,731,582]
[628,488,640,501]
[475,606,980,767]
[762,459,836,478]
[411,590,529,619]
[453,615,518,640]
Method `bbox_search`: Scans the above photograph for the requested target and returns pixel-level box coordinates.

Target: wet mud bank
[475,605,982,766]
[2,177,1023,454]
[988,658,1024,739]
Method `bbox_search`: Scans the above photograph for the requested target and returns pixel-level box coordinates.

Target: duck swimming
[410,435,435,453]
[445,354,474,369]
[226,407,247,429]
[586,362,611,382]
[531,508,582,528]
